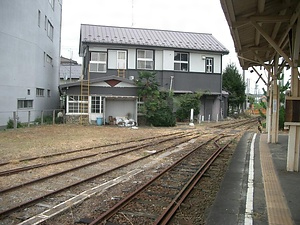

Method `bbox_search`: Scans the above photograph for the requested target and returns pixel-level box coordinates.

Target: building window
[48,0,54,9]
[117,51,127,69]
[38,10,41,27]
[36,88,45,97]
[67,95,88,114]
[18,100,33,109]
[137,49,154,70]
[47,89,51,97]
[91,96,103,113]
[45,54,52,65]
[90,52,107,72]
[47,20,54,40]
[206,57,214,73]
[174,52,189,71]
[44,16,47,30]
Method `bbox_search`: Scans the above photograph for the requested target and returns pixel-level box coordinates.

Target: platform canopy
[220,0,300,70]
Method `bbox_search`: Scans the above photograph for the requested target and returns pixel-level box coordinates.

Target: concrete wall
[0,0,62,127]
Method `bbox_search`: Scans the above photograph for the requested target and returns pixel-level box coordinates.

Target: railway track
[89,135,235,225]
[0,118,257,225]
[0,129,207,224]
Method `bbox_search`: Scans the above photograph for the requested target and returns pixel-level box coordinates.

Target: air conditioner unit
[129,76,135,80]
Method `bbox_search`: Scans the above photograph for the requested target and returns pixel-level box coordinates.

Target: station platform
[206,132,300,225]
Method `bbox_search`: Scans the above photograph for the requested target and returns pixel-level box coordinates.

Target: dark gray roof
[80,24,229,54]
[60,65,82,79]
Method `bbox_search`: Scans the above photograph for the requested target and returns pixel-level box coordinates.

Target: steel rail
[0,131,188,176]
[0,131,184,167]
[0,132,201,217]
[0,132,195,195]
[88,135,218,225]
[211,118,257,129]
[153,136,236,224]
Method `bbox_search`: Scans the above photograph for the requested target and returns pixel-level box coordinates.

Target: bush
[175,93,202,122]
[147,103,176,127]
[34,115,53,124]
[6,119,22,129]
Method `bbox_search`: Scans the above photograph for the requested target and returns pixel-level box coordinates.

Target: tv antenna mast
[131,0,134,27]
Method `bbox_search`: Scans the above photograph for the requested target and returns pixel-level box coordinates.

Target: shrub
[175,93,202,122]
[34,115,53,125]
[6,119,22,129]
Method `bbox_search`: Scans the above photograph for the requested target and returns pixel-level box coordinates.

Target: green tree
[175,93,202,121]
[135,71,176,127]
[222,63,246,113]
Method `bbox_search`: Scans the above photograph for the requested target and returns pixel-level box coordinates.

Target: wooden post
[41,110,44,125]
[53,110,56,125]
[286,66,300,171]
[267,74,272,143]
[27,111,31,127]
[270,56,279,143]
[286,122,300,171]
[13,111,17,129]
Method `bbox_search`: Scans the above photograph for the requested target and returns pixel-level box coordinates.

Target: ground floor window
[17,100,33,109]
[67,95,88,114]
[137,98,144,114]
[91,96,103,113]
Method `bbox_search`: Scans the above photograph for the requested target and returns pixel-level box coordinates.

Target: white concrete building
[0,0,62,127]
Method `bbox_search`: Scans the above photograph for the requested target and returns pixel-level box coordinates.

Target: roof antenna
[131,0,134,27]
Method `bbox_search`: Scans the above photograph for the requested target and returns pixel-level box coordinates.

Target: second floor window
[174,52,189,71]
[47,20,54,40]
[48,0,54,9]
[90,52,107,72]
[137,50,154,70]
[206,57,214,73]
[36,88,44,97]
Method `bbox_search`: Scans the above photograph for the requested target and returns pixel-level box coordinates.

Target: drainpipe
[169,76,174,93]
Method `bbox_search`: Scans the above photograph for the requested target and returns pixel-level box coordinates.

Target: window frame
[36,88,45,97]
[67,95,88,115]
[45,54,53,65]
[136,49,154,70]
[48,0,54,10]
[91,96,103,114]
[205,57,214,73]
[38,10,41,27]
[117,50,127,69]
[90,52,107,73]
[47,20,54,40]
[17,100,33,109]
[174,52,189,72]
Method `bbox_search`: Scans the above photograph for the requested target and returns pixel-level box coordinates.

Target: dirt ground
[0,124,199,162]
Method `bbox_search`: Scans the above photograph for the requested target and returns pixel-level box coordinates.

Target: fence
[1,109,65,129]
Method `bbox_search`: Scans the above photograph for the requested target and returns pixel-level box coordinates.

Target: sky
[60,0,265,94]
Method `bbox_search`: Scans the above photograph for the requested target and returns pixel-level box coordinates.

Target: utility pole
[69,49,73,83]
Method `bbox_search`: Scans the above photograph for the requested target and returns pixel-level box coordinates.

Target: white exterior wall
[155,50,163,70]
[162,50,174,70]
[108,50,117,69]
[190,53,222,73]
[0,0,62,127]
[105,48,222,74]
[213,55,222,73]
[128,49,136,69]
[190,53,205,72]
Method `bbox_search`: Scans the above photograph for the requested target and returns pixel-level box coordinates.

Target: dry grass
[0,124,191,162]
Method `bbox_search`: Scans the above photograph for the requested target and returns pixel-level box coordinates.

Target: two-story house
[59,24,229,125]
